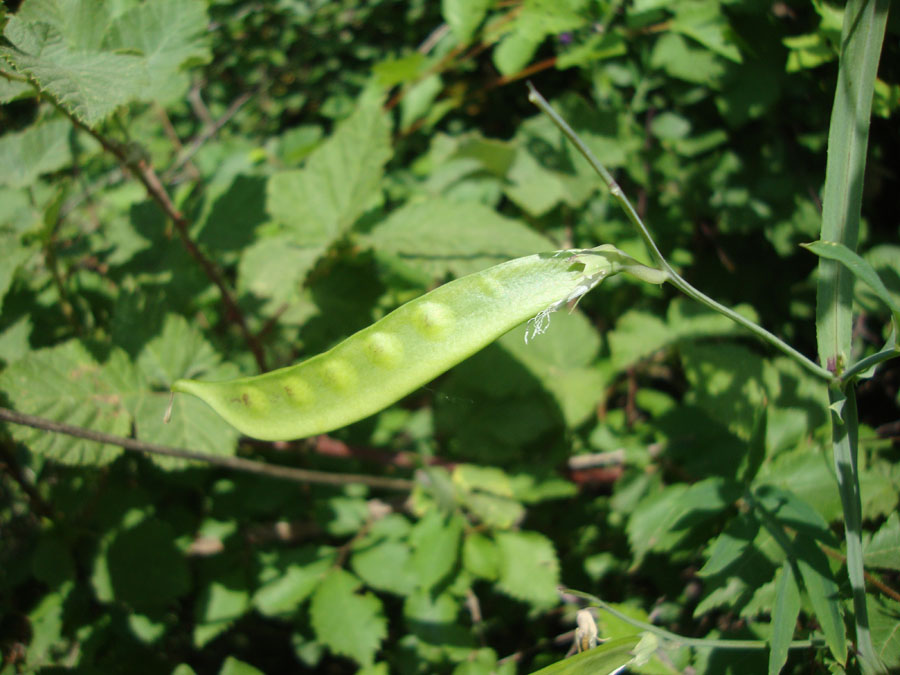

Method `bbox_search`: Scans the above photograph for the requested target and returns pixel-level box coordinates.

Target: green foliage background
[1,0,898,673]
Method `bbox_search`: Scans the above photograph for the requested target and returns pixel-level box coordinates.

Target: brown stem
[64,113,268,371]
[0,407,414,492]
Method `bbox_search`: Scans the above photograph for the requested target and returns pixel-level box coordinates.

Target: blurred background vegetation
[0,0,898,673]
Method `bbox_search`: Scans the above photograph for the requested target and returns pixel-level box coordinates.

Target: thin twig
[164,88,255,182]
[62,112,267,371]
[0,407,414,492]
[526,82,835,384]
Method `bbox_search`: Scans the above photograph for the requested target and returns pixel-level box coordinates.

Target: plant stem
[54,106,268,372]
[0,407,414,492]
[565,590,823,652]
[526,83,834,383]
[814,0,889,670]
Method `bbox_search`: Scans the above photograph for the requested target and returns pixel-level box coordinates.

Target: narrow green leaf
[805,239,900,338]
[792,535,847,665]
[527,635,642,675]
[769,561,801,675]
[815,0,889,373]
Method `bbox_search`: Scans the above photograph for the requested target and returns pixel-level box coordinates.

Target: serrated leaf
[103,0,210,104]
[0,118,72,188]
[136,314,223,388]
[0,341,129,465]
[267,101,391,242]
[309,569,387,667]
[528,635,642,675]
[496,531,560,607]
[2,17,148,125]
[864,511,900,571]
[130,315,239,467]
[236,233,326,315]
[768,561,801,675]
[869,596,900,670]
[364,198,555,278]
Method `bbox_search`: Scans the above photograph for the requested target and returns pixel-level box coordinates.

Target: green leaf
[106,517,191,610]
[236,234,323,319]
[462,532,499,580]
[197,580,250,624]
[499,310,604,427]
[136,314,223,388]
[793,535,847,665]
[364,198,556,278]
[400,73,443,131]
[2,16,148,125]
[698,512,760,578]
[267,101,391,243]
[649,32,726,88]
[556,31,627,69]
[351,540,417,596]
[496,531,560,607]
[627,478,740,563]
[0,341,130,465]
[442,0,491,43]
[403,589,471,649]
[131,314,240,468]
[218,657,265,675]
[869,596,900,670]
[527,635,642,675]
[309,569,387,667]
[493,30,543,77]
[253,552,333,617]
[670,1,743,63]
[0,118,72,188]
[804,239,900,338]
[409,510,463,591]
[768,561,801,675]
[864,511,900,571]
[103,0,211,104]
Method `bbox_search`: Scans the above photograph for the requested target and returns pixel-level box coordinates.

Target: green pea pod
[173,247,649,440]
